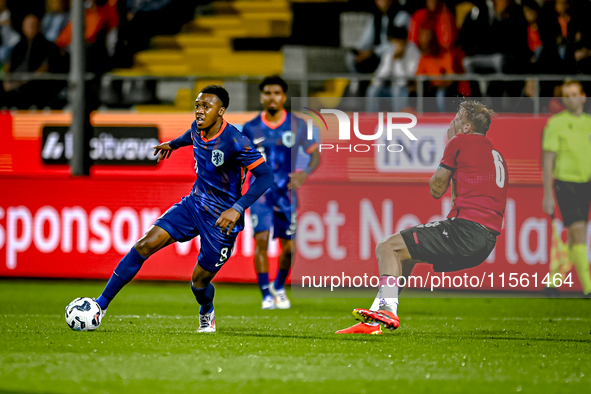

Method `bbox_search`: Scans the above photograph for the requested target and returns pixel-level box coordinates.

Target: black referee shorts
[554,180,591,227]
[400,218,497,273]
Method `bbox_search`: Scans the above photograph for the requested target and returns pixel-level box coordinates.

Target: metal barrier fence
[3,72,591,115]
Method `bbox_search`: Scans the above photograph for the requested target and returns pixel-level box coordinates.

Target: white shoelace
[276,292,288,302]
[199,314,212,327]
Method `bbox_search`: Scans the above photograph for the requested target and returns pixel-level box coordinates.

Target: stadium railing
[3,72,591,115]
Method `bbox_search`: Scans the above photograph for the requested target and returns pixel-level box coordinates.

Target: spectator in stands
[41,0,69,43]
[0,14,63,109]
[571,0,591,76]
[409,0,460,112]
[114,0,193,68]
[538,0,586,74]
[99,0,119,59]
[459,0,529,74]
[55,0,116,73]
[0,0,21,64]
[348,0,411,74]
[366,25,420,112]
[523,0,543,67]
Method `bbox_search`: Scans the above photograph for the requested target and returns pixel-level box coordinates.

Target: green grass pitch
[1,279,590,394]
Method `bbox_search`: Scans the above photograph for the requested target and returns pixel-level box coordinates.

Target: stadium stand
[2,0,591,112]
[108,0,291,111]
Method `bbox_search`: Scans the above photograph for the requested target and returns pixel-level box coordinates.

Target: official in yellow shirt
[542,80,591,295]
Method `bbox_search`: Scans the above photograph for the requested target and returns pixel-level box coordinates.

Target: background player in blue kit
[242,76,320,309]
[94,85,273,332]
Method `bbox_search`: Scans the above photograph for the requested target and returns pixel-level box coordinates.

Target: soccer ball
[65,297,102,331]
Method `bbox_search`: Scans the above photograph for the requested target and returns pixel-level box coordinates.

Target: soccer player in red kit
[337,100,508,335]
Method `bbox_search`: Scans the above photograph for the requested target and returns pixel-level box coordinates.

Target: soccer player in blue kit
[93,86,273,332]
[242,76,320,309]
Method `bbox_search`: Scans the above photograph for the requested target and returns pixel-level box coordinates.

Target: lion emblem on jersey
[281,131,295,148]
[211,150,224,167]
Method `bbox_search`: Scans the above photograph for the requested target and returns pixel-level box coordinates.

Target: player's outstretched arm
[288,150,320,189]
[153,130,193,162]
[153,142,175,163]
[429,165,453,199]
[216,162,273,235]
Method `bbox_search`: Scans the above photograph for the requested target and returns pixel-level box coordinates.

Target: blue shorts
[154,196,237,273]
[250,199,296,240]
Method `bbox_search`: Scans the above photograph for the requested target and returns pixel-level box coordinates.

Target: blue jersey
[242,110,318,212]
[185,120,265,218]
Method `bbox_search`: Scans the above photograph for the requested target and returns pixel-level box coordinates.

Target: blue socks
[191,282,215,314]
[96,247,147,309]
[274,269,290,290]
[257,270,290,294]
[258,273,271,298]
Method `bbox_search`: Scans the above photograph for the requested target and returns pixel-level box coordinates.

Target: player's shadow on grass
[217,327,406,341]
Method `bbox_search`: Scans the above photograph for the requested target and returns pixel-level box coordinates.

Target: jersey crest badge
[281,131,295,148]
[211,150,224,167]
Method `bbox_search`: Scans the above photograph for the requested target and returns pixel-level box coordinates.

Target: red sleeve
[439,135,462,171]
[408,10,424,47]
[437,7,457,51]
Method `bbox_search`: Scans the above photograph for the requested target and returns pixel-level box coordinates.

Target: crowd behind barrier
[1,1,590,109]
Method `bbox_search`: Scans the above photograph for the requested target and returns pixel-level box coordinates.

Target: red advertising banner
[295,183,589,293]
[0,111,588,292]
[0,178,276,282]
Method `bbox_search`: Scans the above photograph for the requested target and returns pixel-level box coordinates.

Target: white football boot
[262,295,276,310]
[269,283,291,309]
[92,298,107,322]
[198,310,216,333]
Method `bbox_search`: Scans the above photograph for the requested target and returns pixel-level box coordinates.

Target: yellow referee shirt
[542,110,591,183]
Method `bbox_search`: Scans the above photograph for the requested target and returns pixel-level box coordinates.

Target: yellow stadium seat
[311,78,350,107]
[115,1,292,79]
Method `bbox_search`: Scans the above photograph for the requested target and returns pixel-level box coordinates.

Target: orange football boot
[335,322,383,335]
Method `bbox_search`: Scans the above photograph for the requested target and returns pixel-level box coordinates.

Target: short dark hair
[259,75,288,93]
[458,100,495,135]
[521,0,540,12]
[387,25,408,40]
[200,85,230,109]
[562,79,585,95]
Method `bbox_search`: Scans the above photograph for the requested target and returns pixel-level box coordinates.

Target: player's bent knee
[376,233,411,259]
[192,267,215,288]
[134,226,173,257]
[192,277,212,289]
[281,241,293,256]
[134,236,163,257]
[254,232,270,247]
[375,240,388,256]
[375,236,397,255]
[569,222,587,244]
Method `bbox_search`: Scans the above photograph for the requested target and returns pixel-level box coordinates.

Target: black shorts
[554,180,591,227]
[400,218,497,273]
